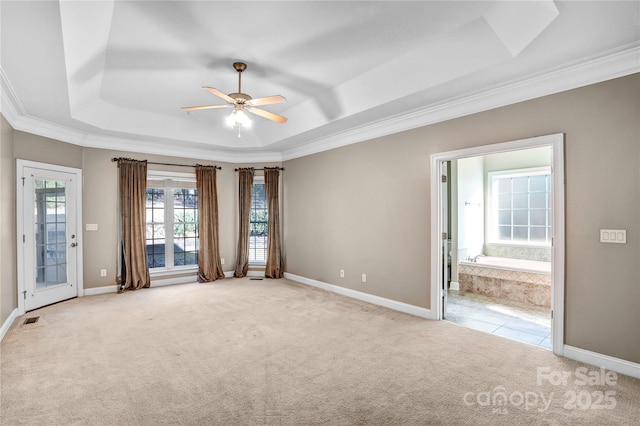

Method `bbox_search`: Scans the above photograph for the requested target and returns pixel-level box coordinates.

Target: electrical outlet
[221,258,225,265]
[361,274,367,283]
[340,270,345,278]
[100,269,107,277]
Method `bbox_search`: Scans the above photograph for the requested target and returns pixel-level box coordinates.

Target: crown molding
[281,42,640,161]
[3,42,639,164]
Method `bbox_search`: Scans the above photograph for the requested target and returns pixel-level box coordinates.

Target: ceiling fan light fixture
[226,109,251,137]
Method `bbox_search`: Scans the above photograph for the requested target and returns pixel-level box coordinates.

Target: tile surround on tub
[458,261,551,307]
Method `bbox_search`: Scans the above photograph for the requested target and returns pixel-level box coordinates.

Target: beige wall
[283,74,640,363]
[2,74,638,365]
[6,139,278,292]
[1,115,16,326]
[80,148,251,288]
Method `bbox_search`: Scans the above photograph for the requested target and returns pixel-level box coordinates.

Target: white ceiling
[1,1,639,163]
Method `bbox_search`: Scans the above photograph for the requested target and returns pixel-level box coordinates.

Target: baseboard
[450,281,460,291]
[564,345,640,380]
[151,275,196,287]
[223,271,264,278]
[84,285,118,296]
[284,273,433,319]
[0,308,19,343]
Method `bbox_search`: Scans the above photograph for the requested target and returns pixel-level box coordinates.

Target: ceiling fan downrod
[233,62,247,94]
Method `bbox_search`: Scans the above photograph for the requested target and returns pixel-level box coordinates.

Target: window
[146,173,198,270]
[489,168,551,245]
[249,178,267,263]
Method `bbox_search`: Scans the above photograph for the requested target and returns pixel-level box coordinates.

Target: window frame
[488,166,552,247]
[146,171,199,274]
[249,176,267,265]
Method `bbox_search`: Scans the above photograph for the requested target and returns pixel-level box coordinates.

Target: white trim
[84,285,118,296]
[449,281,460,291]
[2,45,638,163]
[564,345,640,380]
[0,309,19,342]
[430,133,565,355]
[284,273,433,319]
[247,270,265,278]
[281,43,640,161]
[150,275,197,287]
[16,160,84,314]
[224,271,234,278]
[150,267,198,278]
[85,273,199,295]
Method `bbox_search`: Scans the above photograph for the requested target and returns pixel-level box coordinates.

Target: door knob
[70,242,77,247]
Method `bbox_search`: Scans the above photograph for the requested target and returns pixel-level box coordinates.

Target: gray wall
[1,115,16,327]
[283,74,640,363]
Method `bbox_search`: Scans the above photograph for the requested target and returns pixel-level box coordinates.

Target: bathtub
[457,256,551,307]
[460,256,551,274]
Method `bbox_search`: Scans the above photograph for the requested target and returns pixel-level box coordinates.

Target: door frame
[430,133,565,356]
[16,159,84,314]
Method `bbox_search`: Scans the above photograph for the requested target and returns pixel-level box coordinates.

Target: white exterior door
[18,161,82,312]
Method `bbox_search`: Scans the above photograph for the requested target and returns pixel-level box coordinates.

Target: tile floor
[445,290,552,349]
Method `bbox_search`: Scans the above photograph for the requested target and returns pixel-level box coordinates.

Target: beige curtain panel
[196,165,225,282]
[234,168,254,278]
[118,158,151,291]
[264,167,284,278]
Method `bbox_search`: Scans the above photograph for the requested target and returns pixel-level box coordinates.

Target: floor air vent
[250,278,264,281]
[24,317,40,325]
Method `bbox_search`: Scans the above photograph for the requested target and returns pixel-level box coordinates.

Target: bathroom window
[489,168,551,245]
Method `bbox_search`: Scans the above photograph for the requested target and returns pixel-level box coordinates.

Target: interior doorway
[430,134,565,356]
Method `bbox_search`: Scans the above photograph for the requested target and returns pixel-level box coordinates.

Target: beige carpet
[1,278,638,425]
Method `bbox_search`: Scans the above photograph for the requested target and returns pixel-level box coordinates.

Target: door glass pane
[34,179,67,289]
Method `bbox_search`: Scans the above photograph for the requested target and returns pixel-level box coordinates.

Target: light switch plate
[600,229,626,244]
[86,223,98,231]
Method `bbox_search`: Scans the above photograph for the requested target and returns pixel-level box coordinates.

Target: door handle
[70,242,78,248]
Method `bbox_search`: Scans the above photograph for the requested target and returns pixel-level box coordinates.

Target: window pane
[498,194,511,209]
[497,178,511,194]
[512,177,528,193]
[498,210,511,225]
[513,210,528,226]
[530,175,546,192]
[145,185,198,270]
[513,193,528,209]
[513,226,528,241]
[492,171,550,245]
[530,209,546,226]
[250,183,268,262]
[530,192,546,209]
[498,226,511,240]
[530,227,547,242]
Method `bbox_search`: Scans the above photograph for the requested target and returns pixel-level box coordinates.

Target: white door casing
[430,133,565,356]
[17,160,84,313]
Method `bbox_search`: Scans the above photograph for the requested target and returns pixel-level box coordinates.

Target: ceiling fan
[182,62,287,136]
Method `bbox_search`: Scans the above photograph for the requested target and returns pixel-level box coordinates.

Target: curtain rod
[111,157,221,170]
[234,167,284,171]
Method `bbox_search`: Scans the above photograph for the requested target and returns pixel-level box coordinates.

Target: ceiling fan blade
[247,95,286,107]
[181,104,232,111]
[248,107,288,123]
[203,87,236,104]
